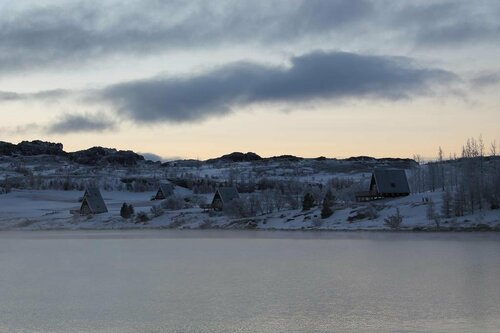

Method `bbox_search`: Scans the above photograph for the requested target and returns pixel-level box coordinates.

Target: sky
[0,0,499,160]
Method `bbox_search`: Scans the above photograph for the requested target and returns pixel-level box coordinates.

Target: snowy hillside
[1,189,499,231]
[1,140,499,231]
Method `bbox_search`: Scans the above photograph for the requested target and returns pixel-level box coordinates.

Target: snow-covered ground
[1,189,498,231]
[0,190,158,230]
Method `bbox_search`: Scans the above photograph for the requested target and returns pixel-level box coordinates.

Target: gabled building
[79,187,108,214]
[211,186,240,211]
[356,169,410,202]
[153,183,174,200]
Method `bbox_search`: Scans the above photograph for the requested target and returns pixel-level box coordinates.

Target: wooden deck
[355,191,385,202]
[355,191,410,202]
[200,203,213,210]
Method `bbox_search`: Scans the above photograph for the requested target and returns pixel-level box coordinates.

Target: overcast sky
[0,0,499,159]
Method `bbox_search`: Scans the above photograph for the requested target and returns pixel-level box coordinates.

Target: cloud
[0,0,373,73]
[46,113,116,134]
[394,2,500,47]
[471,72,500,88]
[0,123,41,136]
[1,1,498,74]
[99,50,457,123]
[139,152,165,162]
[0,89,70,101]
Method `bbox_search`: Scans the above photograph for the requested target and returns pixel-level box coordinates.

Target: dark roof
[373,169,410,194]
[215,187,240,203]
[81,187,108,213]
[158,183,174,196]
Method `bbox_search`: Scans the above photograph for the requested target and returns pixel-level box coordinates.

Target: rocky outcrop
[0,141,17,156]
[18,140,65,156]
[268,154,304,162]
[69,147,144,166]
[0,140,144,166]
[0,140,65,156]
[206,152,262,163]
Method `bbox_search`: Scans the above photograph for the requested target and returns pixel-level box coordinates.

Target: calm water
[0,230,499,332]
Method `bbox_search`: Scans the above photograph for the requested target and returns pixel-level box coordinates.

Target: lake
[0,230,499,332]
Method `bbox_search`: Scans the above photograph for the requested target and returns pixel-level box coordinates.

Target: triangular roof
[158,183,174,196]
[372,169,410,194]
[215,187,240,203]
[81,187,108,213]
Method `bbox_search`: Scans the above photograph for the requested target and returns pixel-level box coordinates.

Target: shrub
[150,205,164,217]
[384,209,403,229]
[365,204,379,220]
[136,211,150,223]
[161,196,185,210]
[312,216,323,227]
[321,204,333,219]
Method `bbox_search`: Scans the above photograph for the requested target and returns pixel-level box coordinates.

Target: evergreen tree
[324,189,335,204]
[120,203,131,218]
[321,202,333,219]
[302,193,315,211]
[320,189,334,219]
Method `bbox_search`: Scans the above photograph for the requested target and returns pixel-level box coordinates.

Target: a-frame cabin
[79,187,108,214]
[356,169,410,202]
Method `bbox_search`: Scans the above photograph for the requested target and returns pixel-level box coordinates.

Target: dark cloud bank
[0,0,498,73]
[0,50,458,131]
[99,51,456,123]
[0,0,373,73]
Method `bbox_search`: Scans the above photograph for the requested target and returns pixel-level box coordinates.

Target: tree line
[410,136,499,217]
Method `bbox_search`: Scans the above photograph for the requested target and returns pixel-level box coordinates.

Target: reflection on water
[0,230,499,332]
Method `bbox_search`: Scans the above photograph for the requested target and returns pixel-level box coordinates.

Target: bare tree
[427,199,440,230]
[438,147,445,191]
[261,189,275,214]
[441,189,452,218]
[412,154,425,193]
[273,189,286,211]
[490,140,497,157]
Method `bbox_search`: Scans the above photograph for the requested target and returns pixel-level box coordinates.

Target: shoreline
[1,224,499,232]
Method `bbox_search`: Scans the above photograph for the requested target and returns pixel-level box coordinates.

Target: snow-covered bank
[1,189,499,231]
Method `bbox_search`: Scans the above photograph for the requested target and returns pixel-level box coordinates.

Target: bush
[384,209,403,229]
[150,205,164,217]
[161,196,185,210]
[321,204,333,219]
[312,216,323,227]
[136,211,150,223]
[365,204,379,220]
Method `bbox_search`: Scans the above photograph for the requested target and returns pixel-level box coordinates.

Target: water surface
[1,230,499,332]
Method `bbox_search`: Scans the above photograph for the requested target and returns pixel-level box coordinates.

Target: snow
[1,155,498,231]
[1,189,499,231]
